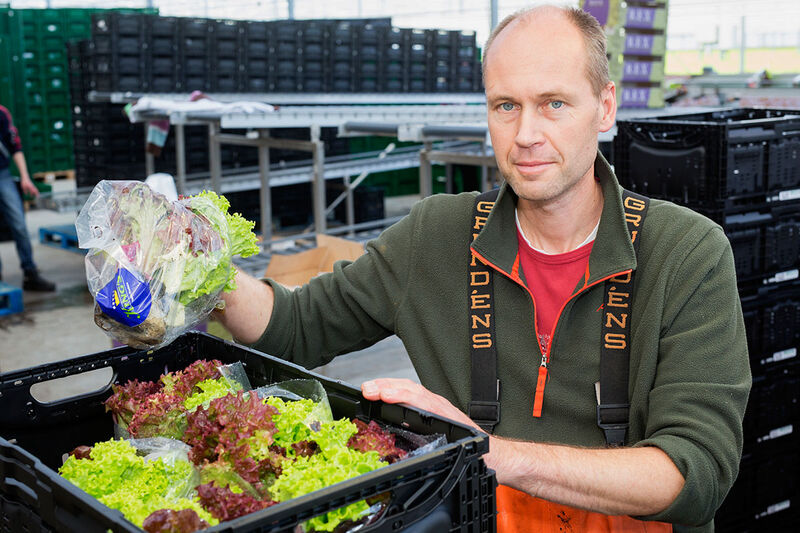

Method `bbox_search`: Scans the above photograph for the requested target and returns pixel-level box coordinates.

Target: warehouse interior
[1,0,799,531]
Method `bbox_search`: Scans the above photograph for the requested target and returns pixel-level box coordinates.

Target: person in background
[0,104,56,291]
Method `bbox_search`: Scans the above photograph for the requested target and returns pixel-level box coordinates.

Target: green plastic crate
[3,6,156,175]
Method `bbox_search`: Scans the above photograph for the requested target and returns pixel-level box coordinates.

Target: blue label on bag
[96,268,152,327]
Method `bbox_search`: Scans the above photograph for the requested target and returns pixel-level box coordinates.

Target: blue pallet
[39,224,84,254]
[0,282,24,317]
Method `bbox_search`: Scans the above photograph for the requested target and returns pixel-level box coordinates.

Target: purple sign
[582,0,611,26]
[625,33,655,54]
[621,87,651,108]
[625,7,656,29]
[623,61,654,82]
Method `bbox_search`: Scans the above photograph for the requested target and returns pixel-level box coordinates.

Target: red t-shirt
[516,224,594,356]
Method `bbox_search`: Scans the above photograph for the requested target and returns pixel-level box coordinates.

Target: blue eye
[550,101,564,109]
[500,102,515,112]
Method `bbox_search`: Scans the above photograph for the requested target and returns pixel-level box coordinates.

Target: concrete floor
[0,183,418,399]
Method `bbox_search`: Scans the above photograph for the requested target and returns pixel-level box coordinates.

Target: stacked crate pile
[0,6,155,177]
[581,0,668,109]
[614,108,800,532]
[68,13,482,192]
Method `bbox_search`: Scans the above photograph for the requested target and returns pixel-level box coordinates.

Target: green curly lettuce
[266,397,317,452]
[59,439,217,528]
[177,190,260,305]
[184,378,243,412]
[269,446,386,532]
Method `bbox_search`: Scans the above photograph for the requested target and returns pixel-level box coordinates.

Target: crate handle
[28,367,115,405]
[645,129,684,144]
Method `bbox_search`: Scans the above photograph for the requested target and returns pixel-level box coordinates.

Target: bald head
[483,5,610,97]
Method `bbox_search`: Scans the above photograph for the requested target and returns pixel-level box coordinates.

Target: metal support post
[419,141,433,198]
[445,163,454,194]
[174,123,187,195]
[310,125,327,235]
[257,129,272,252]
[208,121,222,193]
[144,124,155,176]
[344,175,355,237]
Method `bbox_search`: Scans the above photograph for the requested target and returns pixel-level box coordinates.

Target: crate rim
[617,107,800,127]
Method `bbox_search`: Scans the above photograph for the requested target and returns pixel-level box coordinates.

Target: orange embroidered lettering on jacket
[606,289,630,307]
[472,333,493,348]
[604,333,627,349]
[624,196,647,212]
[605,312,628,329]
[471,291,491,309]
[625,213,642,226]
[472,313,491,329]
[477,201,495,214]
[470,271,490,286]
[610,271,631,283]
[474,216,489,230]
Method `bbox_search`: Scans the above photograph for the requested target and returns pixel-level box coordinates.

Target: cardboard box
[264,235,365,287]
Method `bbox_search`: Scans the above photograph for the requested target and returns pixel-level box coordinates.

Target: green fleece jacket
[253,153,751,531]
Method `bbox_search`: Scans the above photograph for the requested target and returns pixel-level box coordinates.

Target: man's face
[484,14,615,206]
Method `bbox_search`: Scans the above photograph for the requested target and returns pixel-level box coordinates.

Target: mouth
[513,161,556,175]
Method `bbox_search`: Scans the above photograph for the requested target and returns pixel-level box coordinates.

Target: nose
[514,107,545,148]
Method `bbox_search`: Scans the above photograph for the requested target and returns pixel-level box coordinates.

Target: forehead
[484,14,592,97]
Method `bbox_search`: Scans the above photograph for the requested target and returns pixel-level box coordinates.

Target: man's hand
[361,378,482,431]
[20,176,39,198]
[360,378,684,517]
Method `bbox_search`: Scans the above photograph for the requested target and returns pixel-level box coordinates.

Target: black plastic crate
[614,108,800,210]
[742,366,800,456]
[716,449,799,530]
[92,11,148,37]
[211,19,243,59]
[739,281,800,370]
[0,332,495,533]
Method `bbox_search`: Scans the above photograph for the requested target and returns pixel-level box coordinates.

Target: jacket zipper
[471,247,631,418]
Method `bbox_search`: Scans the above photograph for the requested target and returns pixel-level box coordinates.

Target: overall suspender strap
[469,188,501,433]
[597,190,650,447]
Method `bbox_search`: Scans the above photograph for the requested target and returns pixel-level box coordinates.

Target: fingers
[361,378,481,431]
[22,182,39,198]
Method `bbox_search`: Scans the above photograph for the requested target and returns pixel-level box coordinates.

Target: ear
[597,81,617,133]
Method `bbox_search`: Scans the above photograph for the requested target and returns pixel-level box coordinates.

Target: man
[218,6,750,532]
[0,104,56,291]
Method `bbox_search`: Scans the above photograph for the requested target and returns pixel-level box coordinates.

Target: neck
[516,173,604,254]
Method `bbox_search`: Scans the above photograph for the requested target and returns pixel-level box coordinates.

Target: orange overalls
[497,485,673,532]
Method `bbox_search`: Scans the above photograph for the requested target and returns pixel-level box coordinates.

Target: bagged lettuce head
[77,181,259,349]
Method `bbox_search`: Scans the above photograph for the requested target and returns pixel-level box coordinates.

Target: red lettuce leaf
[142,508,209,533]
[290,440,319,458]
[161,359,223,399]
[196,482,276,522]
[127,392,187,439]
[347,420,407,464]
[104,379,161,426]
[184,391,280,483]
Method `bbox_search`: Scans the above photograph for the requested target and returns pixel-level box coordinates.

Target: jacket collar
[471,152,637,285]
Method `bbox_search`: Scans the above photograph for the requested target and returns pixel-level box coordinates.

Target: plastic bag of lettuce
[62,362,431,533]
[76,180,260,350]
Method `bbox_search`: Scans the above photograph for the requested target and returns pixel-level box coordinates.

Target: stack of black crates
[614,108,800,532]
[68,12,481,229]
[74,12,480,95]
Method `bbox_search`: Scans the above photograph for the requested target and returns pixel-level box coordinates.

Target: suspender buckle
[596,403,629,447]
[469,400,501,433]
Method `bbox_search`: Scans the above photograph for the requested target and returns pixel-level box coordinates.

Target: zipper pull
[532,361,548,418]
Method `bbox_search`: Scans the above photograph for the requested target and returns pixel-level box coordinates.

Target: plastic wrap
[254,379,334,426]
[129,437,200,500]
[76,180,259,349]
